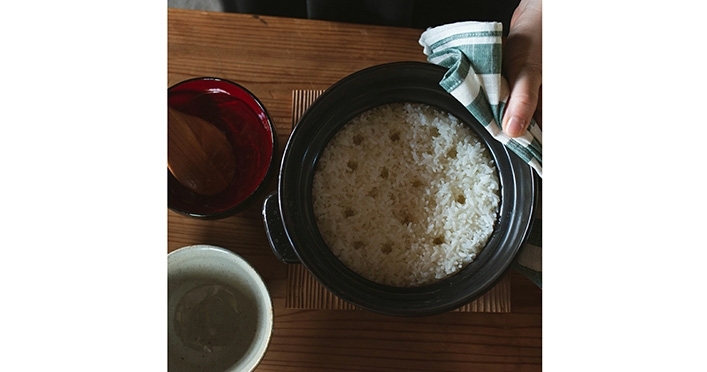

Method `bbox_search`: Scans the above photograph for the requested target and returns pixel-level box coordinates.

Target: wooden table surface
[168,8,542,371]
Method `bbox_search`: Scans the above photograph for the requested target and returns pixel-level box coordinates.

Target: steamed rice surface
[312,103,500,287]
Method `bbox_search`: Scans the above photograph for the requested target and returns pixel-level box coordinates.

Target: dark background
[220,0,521,35]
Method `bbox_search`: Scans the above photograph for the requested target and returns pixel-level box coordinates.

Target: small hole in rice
[380,167,389,179]
[394,209,412,225]
[353,134,364,145]
[446,147,457,159]
[312,102,500,287]
[455,194,466,204]
[346,160,358,171]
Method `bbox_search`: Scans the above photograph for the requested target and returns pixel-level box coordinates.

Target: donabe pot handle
[262,191,300,264]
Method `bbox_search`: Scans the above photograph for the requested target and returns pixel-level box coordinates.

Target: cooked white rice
[312,103,500,287]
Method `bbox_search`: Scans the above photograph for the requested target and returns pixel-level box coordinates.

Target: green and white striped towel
[419,21,542,177]
[420,21,543,287]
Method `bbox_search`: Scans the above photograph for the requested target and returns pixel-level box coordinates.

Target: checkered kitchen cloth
[419,21,542,177]
[421,21,543,287]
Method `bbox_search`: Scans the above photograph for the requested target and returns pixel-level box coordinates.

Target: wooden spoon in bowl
[168,107,237,196]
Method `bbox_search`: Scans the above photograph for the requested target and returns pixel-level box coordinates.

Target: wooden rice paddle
[168,107,237,196]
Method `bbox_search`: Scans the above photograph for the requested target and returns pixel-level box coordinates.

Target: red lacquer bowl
[168,77,276,219]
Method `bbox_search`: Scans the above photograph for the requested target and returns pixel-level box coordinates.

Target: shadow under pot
[263,61,537,317]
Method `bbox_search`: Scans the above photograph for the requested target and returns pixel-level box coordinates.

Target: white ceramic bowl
[168,245,273,372]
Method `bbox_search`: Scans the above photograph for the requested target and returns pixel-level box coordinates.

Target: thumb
[502,0,542,138]
[502,65,542,137]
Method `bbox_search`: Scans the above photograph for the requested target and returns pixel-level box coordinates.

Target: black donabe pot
[263,61,537,316]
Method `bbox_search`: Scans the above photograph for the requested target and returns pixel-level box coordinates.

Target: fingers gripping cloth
[419,21,542,177]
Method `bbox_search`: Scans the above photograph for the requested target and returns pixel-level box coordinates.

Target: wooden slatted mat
[291,89,326,128]
[284,90,511,313]
[287,264,511,312]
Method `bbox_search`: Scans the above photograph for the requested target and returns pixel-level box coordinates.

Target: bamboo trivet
[287,264,511,312]
[284,90,512,313]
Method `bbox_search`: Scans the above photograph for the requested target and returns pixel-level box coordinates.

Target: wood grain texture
[168,8,541,371]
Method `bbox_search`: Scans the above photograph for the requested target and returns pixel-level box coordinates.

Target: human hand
[502,0,542,138]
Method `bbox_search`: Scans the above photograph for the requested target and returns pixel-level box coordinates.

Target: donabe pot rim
[277,61,536,316]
